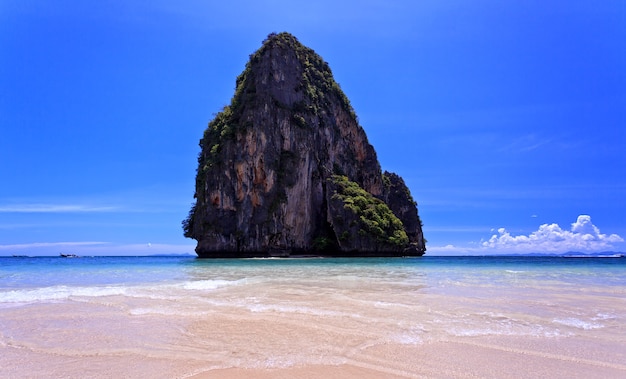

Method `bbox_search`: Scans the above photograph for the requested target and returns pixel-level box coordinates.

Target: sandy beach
[2,257,625,378]
[190,338,626,379]
[2,291,626,378]
[2,300,625,379]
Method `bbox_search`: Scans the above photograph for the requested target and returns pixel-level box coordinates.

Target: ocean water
[1,255,626,378]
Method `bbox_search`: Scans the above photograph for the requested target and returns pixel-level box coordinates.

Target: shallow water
[1,256,625,378]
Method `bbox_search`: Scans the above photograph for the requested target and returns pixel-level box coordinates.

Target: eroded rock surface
[184,33,425,257]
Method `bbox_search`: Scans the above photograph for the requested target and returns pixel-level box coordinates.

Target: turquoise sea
[1,255,625,299]
[2,255,626,378]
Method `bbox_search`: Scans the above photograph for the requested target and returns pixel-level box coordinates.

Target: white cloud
[0,241,196,256]
[0,242,109,250]
[427,244,472,256]
[0,204,118,213]
[482,215,624,253]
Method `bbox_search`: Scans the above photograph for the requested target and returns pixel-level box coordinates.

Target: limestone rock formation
[183,32,425,257]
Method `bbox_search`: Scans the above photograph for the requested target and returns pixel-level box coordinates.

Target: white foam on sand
[552,317,604,330]
[0,278,250,308]
[0,285,129,304]
[181,279,243,291]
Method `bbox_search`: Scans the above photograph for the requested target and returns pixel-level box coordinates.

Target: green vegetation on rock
[182,202,195,239]
[183,32,425,257]
[330,175,409,247]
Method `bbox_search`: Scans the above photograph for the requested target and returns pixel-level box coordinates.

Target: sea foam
[553,317,604,330]
[0,285,129,305]
[181,279,242,290]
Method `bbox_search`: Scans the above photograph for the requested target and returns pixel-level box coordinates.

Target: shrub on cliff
[329,175,409,248]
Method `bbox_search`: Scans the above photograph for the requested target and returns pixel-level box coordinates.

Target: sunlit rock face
[184,32,425,258]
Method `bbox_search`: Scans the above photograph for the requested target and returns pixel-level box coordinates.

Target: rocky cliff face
[184,32,425,257]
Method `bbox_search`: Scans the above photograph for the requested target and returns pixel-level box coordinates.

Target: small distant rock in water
[59,253,80,258]
[183,32,425,258]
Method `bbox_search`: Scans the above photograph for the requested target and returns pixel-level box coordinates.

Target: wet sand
[2,292,625,378]
[2,258,626,378]
[191,338,626,379]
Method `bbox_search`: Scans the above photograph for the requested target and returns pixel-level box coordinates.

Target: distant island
[183,32,425,258]
[491,252,624,258]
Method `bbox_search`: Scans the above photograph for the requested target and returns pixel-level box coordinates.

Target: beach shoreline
[3,326,626,378]
[185,336,626,379]
[1,256,625,378]
[2,299,625,379]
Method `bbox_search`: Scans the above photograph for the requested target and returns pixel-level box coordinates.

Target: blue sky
[1,0,624,256]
